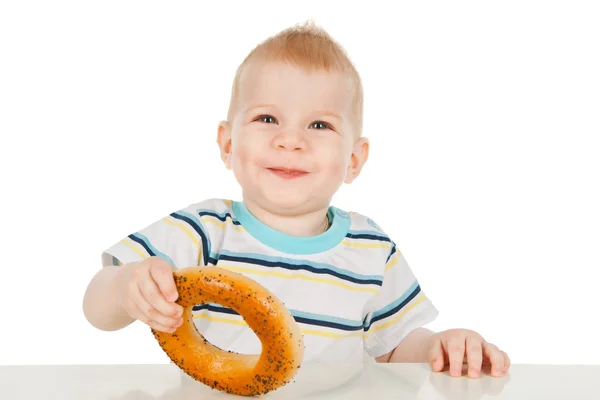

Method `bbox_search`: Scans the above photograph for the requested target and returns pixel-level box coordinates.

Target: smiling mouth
[267,167,309,179]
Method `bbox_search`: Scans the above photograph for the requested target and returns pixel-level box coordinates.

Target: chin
[259,190,317,214]
[266,195,310,211]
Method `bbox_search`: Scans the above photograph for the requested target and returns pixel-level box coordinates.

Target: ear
[345,136,369,184]
[217,120,233,170]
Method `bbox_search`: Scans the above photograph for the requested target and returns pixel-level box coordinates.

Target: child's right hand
[116,256,184,333]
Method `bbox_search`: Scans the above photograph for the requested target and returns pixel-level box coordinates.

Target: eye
[256,115,277,124]
[310,121,332,130]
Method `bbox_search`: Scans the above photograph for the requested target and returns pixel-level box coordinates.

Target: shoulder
[101,198,234,268]
[346,210,389,237]
[332,206,396,262]
[172,198,239,226]
[163,198,238,264]
[168,198,235,241]
[336,206,392,242]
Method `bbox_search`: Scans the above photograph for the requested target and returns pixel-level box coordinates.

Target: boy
[83,21,510,379]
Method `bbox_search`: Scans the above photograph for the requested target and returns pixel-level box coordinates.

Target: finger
[465,336,483,378]
[129,299,179,333]
[502,351,510,373]
[444,335,466,377]
[149,258,179,302]
[141,266,184,318]
[135,281,183,330]
[482,341,505,376]
[428,338,445,372]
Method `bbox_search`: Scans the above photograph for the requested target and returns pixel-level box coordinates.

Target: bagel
[151,266,305,396]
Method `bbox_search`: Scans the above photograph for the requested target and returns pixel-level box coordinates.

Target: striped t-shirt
[102,198,439,363]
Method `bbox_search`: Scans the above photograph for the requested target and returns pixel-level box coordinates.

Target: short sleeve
[363,241,439,358]
[101,204,212,269]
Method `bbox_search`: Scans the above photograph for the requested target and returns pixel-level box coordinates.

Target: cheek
[318,144,350,177]
[230,145,252,186]
[230,131,267,173]
[230,138,252,168]
[230,146,245,168]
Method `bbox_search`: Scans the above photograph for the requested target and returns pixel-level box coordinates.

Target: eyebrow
[245,104,343,121]
[245,104,277,113]
[313,110,343,121]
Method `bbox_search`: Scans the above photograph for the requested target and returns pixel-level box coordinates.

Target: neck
[242,197,329,237]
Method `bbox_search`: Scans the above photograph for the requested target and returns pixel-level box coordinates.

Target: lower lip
[267,168,308,179]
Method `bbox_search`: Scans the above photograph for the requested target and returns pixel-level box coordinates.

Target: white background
[1,1,598,366]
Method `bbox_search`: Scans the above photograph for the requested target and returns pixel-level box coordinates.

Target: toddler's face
[218,60,367,215]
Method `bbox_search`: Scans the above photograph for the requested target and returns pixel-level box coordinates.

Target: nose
[272,129,307,151]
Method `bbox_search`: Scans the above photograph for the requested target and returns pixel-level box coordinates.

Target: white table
[1,362,599,399]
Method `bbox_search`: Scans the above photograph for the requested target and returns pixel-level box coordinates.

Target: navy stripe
[345,233,391,242]
[213,253,382,286]
[193,304,363,332]
[128,234,155,257]
[207,256,219,265]
[127,233,176,265]
[295,316,362,332]
[194,304,238,315]
[170,212,210,265]
[198,211,242,226]
[363,285,421,332]
[386,243,397,264]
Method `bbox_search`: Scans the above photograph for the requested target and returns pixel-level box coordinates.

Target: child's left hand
[428,329,510,378]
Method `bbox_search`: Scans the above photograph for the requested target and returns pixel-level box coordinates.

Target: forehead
[237,60,354,115]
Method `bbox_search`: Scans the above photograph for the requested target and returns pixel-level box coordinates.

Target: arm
[375,327,437,363]
[376,327,511,379]
[82,261,139,331]
[83,256,184,333]
[86,199,220,333]
[361,235,440,364]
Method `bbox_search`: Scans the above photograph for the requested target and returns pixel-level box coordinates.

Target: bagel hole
[231,318,263,356]
[191,303,263,357]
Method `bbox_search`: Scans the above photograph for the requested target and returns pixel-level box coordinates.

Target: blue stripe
[128,233,175,266]
[291,309,363,329]
[193,303,364,332]
[232,201,350,255]
[346,230,391,242]
[208,250,383,286]
[371,280,419,319]
[196,209,242,226]
[170,211,211,265]
[363,281,421,331]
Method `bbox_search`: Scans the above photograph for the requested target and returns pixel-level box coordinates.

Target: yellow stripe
[363,294,427,339]
[216,264,379,294]
[120,239,147,259]
[202,217,245,232]
[193,313,363,339]
[385,254,399,271]
[300,328,364,339]
[161,216,205,264]
[161,217,201,248]
[341,239,391,249]
[193,313,248,326]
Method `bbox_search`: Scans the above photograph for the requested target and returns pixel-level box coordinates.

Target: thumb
[149,257,179,302]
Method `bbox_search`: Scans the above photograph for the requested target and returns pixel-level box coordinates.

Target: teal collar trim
[231,201,350,254]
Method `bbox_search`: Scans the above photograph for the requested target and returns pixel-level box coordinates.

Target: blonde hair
[226,20,364,137]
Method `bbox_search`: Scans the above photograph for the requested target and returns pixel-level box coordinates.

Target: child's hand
[116,256,184,333]
[429,329,510,378]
